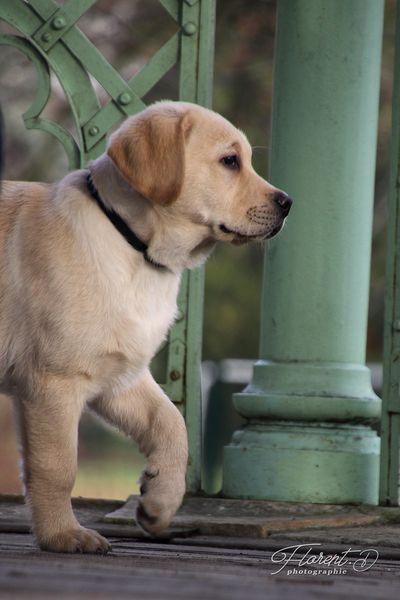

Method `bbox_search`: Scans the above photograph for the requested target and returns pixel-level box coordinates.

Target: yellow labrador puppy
[0,101,292,553]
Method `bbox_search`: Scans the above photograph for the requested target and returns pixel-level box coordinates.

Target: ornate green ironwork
[0,0,216,493]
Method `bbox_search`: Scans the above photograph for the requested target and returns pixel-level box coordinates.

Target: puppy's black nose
[274,191,293,215]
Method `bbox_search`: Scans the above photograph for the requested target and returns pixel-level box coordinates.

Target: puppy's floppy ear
[107,107,191,205]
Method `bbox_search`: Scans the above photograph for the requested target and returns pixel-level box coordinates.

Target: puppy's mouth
[219,223,283,245]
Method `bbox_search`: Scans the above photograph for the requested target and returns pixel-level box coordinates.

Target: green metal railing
[379,2,400,507]
[0,0,216,494]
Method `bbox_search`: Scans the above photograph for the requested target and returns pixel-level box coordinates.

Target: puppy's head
[107,101,292,247]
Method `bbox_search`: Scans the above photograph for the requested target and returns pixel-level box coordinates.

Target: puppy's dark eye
[221,155,240,170]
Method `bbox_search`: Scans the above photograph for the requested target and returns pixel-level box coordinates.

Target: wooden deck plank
[0,532,399,600]
[1,496,400,599]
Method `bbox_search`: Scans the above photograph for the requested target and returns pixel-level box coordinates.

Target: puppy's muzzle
[247,192,293,226]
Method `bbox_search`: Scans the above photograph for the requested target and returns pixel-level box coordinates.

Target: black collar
[86,173,167,271]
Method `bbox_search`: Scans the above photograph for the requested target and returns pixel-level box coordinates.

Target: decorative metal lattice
[0,0,216,493]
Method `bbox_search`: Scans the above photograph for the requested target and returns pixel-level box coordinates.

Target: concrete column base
[223,422,380,504]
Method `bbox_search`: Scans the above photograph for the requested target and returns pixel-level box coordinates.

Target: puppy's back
[0,181,53,380]
[0,181,52,244]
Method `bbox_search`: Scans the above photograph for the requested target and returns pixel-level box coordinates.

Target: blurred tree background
[0,0,395,497]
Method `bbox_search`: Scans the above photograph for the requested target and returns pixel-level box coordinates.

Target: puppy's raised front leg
[16,375,110,553]
[90,370,188,535]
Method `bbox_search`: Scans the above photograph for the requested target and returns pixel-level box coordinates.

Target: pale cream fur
[0,101,290,553]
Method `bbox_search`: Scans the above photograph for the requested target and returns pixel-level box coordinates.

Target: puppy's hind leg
[16,374,110,553]
[90,369,188,536]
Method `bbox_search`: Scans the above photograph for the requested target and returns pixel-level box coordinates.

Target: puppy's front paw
[38,526,111,554]
[136,466,185,536]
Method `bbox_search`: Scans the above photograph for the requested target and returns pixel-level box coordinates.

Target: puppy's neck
[89,155,155,247]
[88,155,215,272]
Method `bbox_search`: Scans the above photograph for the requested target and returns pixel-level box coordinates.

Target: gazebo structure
[0,0,399,512]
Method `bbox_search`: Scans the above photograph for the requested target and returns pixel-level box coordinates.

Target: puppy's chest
[84,274,179,396]
[100,272,179,364]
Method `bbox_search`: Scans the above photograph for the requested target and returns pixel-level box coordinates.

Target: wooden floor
[1,496,400,599]
[2,531,400,600]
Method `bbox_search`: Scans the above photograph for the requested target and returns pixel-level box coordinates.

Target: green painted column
[223,0,383,504]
